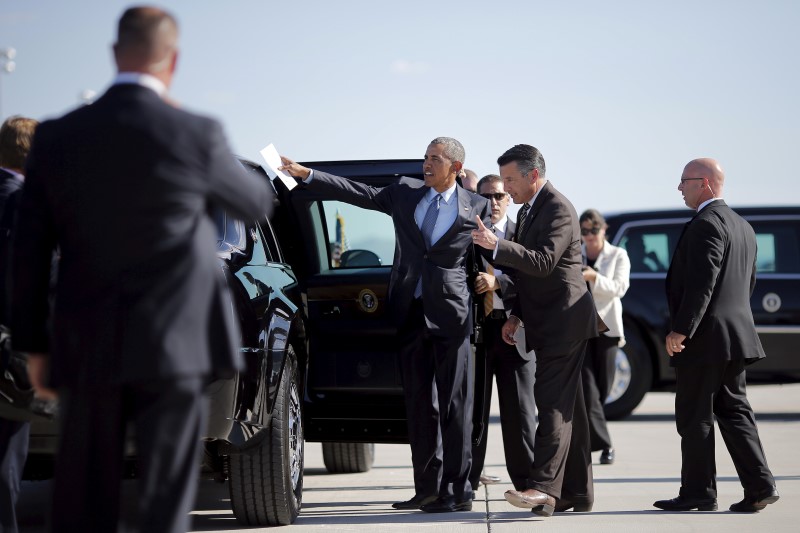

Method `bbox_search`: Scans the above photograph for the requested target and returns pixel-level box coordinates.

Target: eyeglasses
[679,178,704,184]
[480,192,508,202]
[581,227,601,236]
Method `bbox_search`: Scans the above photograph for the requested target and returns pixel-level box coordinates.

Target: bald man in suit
[654,158,778,513]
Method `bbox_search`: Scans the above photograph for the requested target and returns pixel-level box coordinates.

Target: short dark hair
[0,115,39,170]
[116,6,178,61]
[579,208,606,228]
[477,174,502,192]
[497,144,546,178]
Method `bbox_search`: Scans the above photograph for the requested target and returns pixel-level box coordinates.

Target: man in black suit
[472,144,596,516]
[11,7,275,532]
[654,158,779,513]
[0,115,38,533]
[280,138,491,513]
[469,174,536,492]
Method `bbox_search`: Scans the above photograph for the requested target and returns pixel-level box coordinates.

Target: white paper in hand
[259,143,296,190]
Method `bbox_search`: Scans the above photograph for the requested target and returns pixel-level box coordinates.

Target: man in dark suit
[472,144,596,516]
[0,115,38,533]
[280,138,491,513]
[469,174,536,492]
[11,7,275,532]
[654,158,779,513]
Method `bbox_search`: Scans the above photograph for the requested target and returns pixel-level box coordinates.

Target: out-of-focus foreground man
[11,6,275,532]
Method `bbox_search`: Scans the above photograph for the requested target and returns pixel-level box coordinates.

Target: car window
[258,220,283,263]
[618,224,683,273]
[751,220,800,274]
[247,224,269,265]
[320,201,395,269]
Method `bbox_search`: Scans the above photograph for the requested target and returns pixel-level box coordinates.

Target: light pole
[0,47,17,120]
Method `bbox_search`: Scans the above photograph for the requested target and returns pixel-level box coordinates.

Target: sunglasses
[581,227,601,236]
[480,192,508,202]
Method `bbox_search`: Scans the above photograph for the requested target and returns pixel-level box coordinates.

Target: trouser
[527,338,593,502]
[397,299,474,502]
[0,417,29,533]
[675,360,775,499]
[582,334,618,451]
[51,375,207,533]
[470,316,536,491]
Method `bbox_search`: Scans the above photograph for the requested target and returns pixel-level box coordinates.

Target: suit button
[423,254,428,259]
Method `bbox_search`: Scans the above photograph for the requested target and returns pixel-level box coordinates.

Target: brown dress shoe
[504,489,556,516]
[480,474,501,485]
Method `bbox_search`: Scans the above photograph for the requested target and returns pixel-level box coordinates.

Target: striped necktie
[516,203,530,241]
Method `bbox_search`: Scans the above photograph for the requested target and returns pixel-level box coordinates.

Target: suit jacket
[11,83,276,387]
[307,171,491,336]
[665,200,765,366]
[494,181,598,350]
[0,168,23,325]
[582,240,630,345]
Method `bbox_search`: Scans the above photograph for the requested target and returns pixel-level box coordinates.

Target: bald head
[679,158,725,209]
[113,6,179,84]
[461,168,479,192]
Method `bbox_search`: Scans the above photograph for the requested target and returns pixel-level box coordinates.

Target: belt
[486,309,506,320]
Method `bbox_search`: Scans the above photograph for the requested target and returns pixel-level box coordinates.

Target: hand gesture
[278,156,312,180]
[471,215,497,250]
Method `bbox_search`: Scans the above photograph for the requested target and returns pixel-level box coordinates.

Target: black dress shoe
[480,474,501,485]
[420,497,473,513]
[653,495,717,511]
[600,447,615,465]
[729,487,780,512]
[392,494,437,510]
[555,498,593,512]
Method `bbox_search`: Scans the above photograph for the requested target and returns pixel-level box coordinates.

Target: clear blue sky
[2,0,798,216]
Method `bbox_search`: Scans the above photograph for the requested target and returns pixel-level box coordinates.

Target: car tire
[229,349,304,526]
[603,322,653,420]
[321,442,375,473]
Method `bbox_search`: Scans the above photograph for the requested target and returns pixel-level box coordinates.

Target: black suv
[601,206,800,419]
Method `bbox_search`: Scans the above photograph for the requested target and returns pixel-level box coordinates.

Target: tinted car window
[751,220,800,274]
[617,223,683,273]
[320,200,395,269]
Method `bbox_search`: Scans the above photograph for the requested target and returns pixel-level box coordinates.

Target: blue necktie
[421,193,442,249]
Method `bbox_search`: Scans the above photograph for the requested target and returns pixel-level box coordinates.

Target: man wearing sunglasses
[469,175,536,494]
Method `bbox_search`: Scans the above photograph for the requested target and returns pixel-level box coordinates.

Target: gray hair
[429,136,465,164]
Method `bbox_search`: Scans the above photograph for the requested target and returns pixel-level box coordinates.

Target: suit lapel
[412,185,431,247]
[517,182,550,244]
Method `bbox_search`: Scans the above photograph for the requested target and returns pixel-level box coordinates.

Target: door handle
[322,306,341,316]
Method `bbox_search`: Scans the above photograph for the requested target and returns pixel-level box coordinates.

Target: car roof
[299,159,424,178]
[604,205,800,222]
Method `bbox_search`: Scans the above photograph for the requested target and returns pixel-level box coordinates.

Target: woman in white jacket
[579,209,631,465]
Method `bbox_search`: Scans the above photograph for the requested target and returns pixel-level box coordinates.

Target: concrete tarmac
[17,383,799,532]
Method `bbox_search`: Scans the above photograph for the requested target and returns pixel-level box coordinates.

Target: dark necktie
[516,203,530,241]
[421,193,442,249]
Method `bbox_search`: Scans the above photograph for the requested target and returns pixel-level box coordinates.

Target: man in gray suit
[12,7,275,532]
[280,138,491,512]
[469,174,536,492]
[472,144,596,516]
[654,158,778,513]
